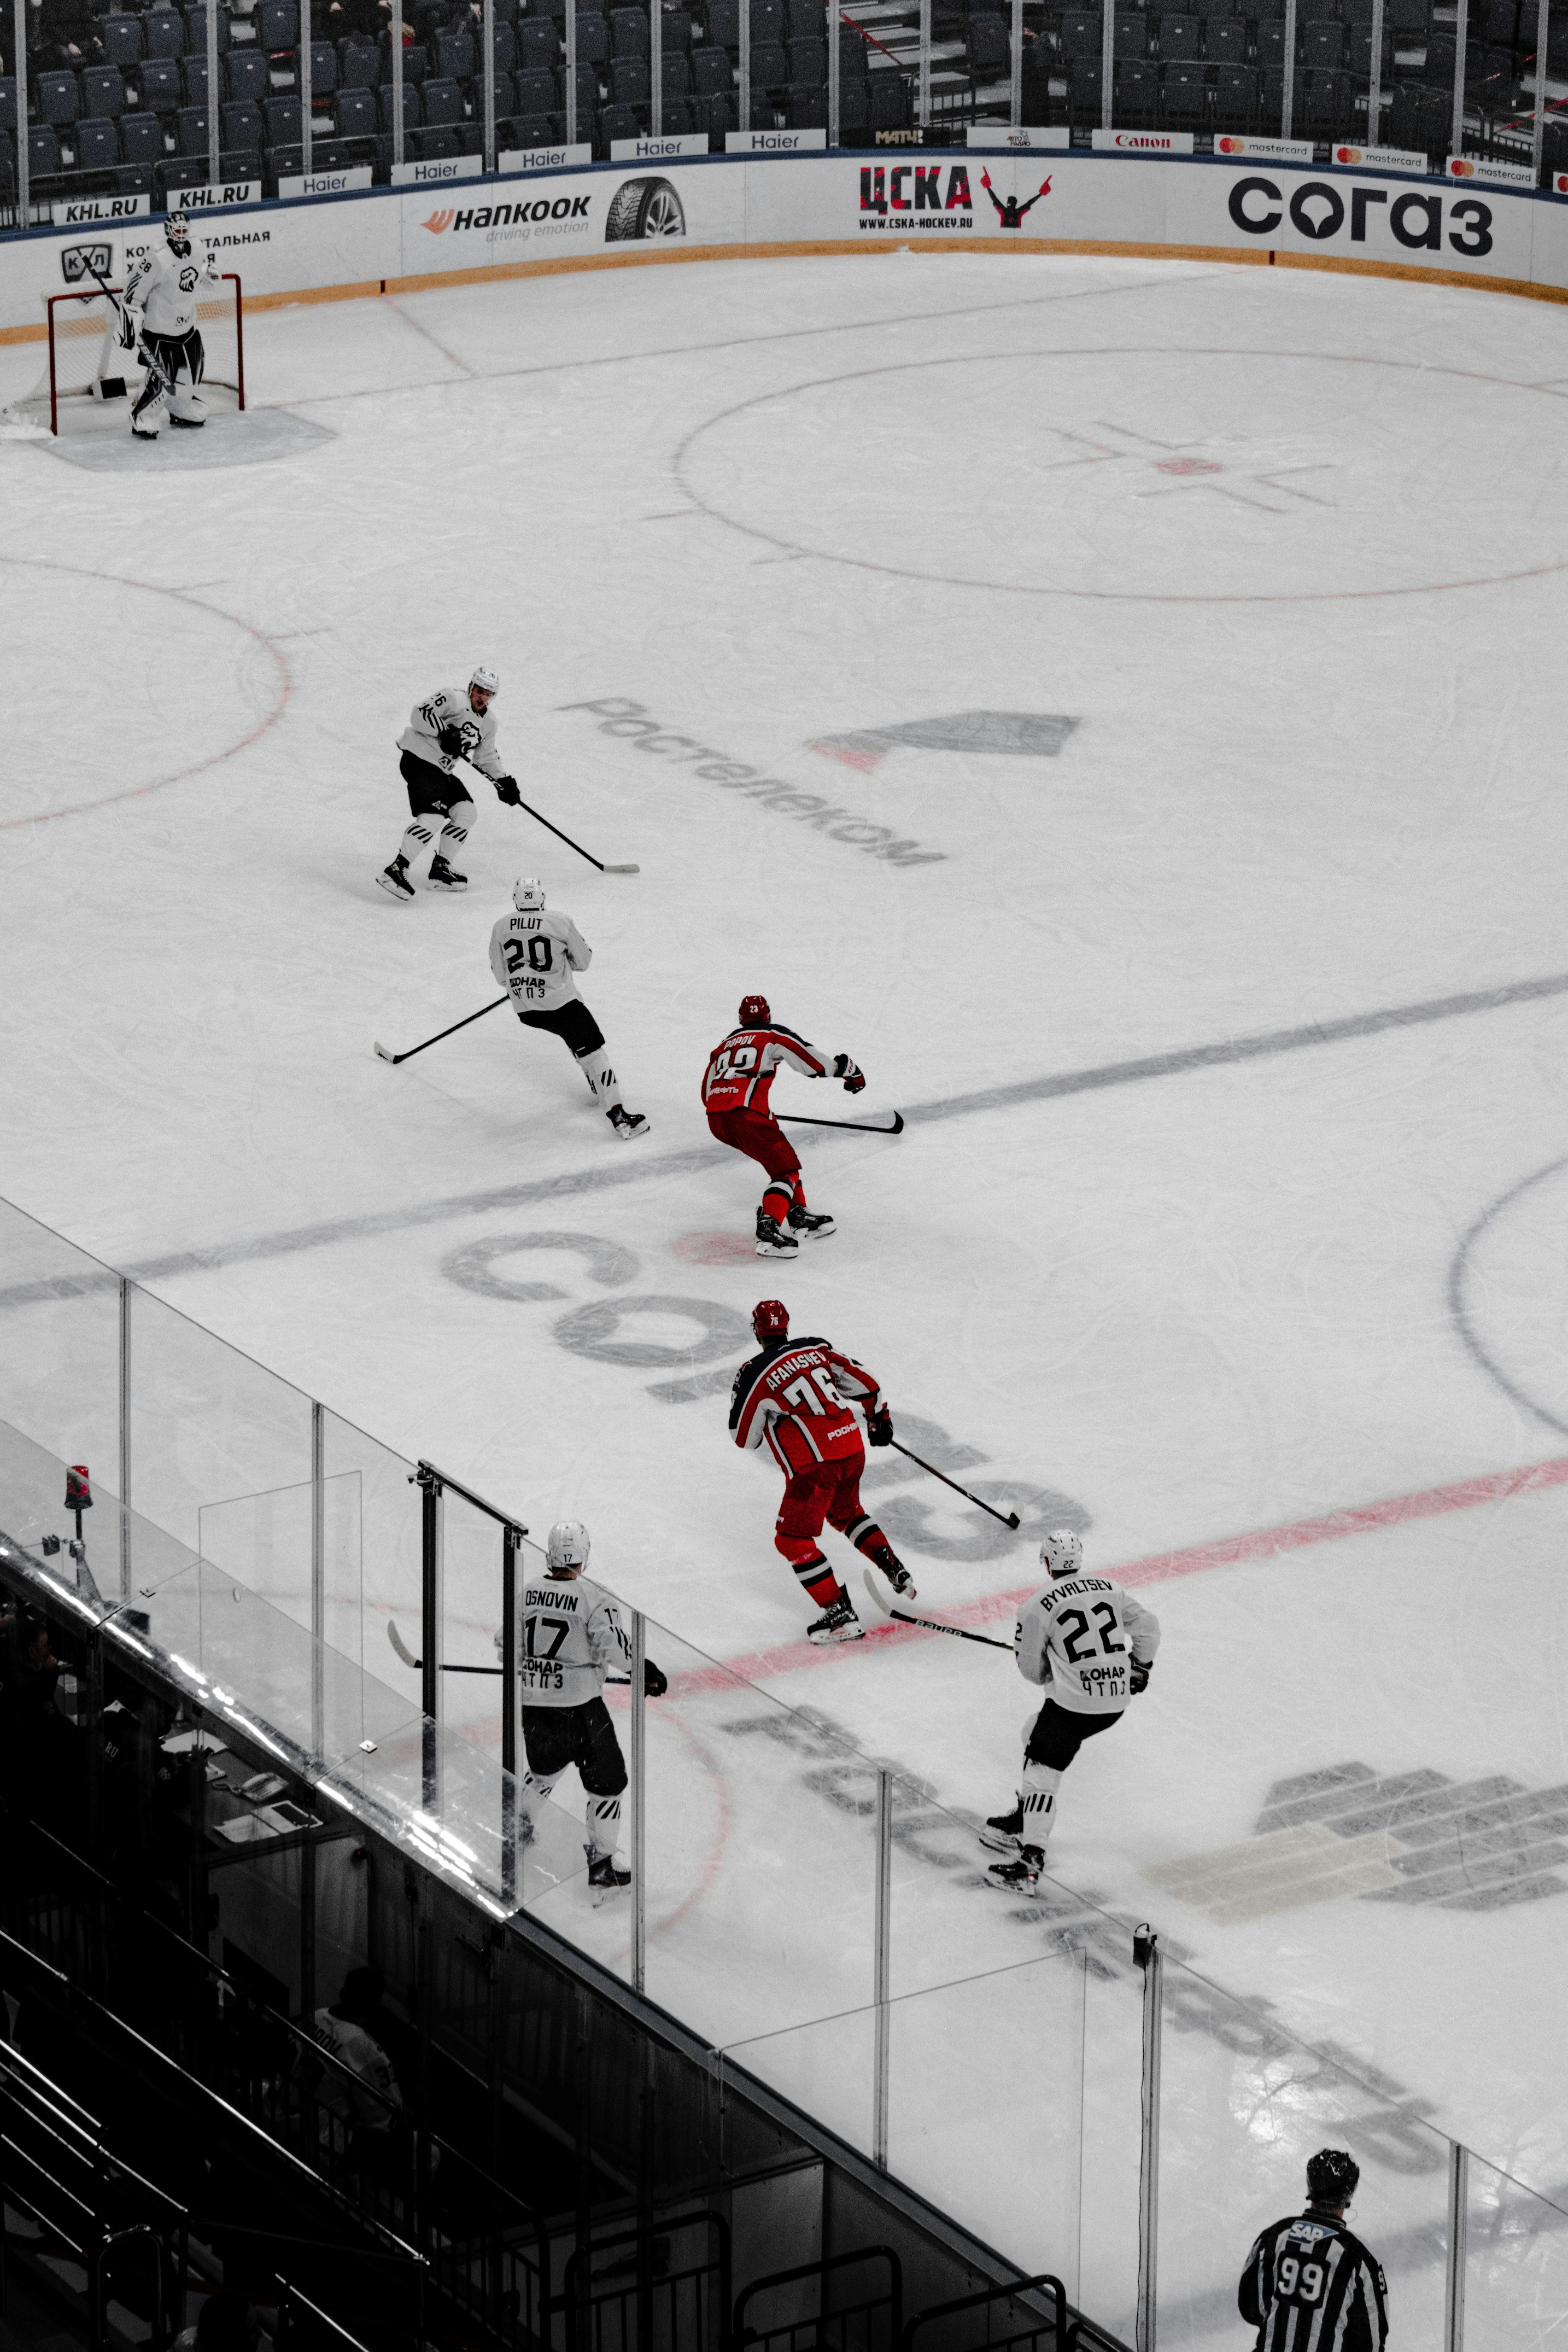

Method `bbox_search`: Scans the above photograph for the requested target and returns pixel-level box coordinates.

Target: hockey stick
[776,1111,905,1136]
[861,1572,1013,1649]
[888,1438,1021,1530]
[512,794,639,875]
[86,261,172,403]
[387,1620,629,1682]
[374,996,510,1065]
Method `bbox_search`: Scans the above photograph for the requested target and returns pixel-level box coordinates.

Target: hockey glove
[494,776,522,807]
[833,1053,867,1095]
[1130,1659,1152,1695]
[866,1405,894,1449]
[643,1659,669,1698]
[437,723,466,758]
[118,306,139,353]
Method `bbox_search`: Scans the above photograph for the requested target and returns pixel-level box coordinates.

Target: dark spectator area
[1,0,1564,205]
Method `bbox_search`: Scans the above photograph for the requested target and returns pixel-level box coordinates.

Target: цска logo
[61,241,113,284]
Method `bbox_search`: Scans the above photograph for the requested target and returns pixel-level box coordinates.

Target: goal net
[5,274,244,436]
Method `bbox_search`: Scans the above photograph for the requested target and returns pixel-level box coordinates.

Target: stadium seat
[968,15,1009,70]
[663,9,694,46]
[181,54,212,101]
[81,65,127,115]
[377,80,423,123]
[1385,0,1427,31]
[1204,17,1245,60]
[514,63,556,105]
[101,13,144,64]
[516,16,560,65]
[660,48,691,89]
[1160,56,1206,119]
[264,92,302,138]
[175,102,210,152]
[1300,63,1350,127]
[36,72,80,126]
[28,125,63,176]
[1114,53,1155,112]
[1058,9,1100,58]
[485,23,517,71]
[867,63,908,120]
[574,11,612,58]
[1388,78,1448,148]
[787,33,823,79]
[73,115,121,167]
[1348,26,1391,73]
[336,42,376,86]
[506,108,555,138]
[185,3,230,49]
[691,41,731,87]
[414,120,461,151]
[139,59,184,109]
[144,11,186,57]
[707,0,783,44]
[610,52,650,95]
[609,6,649,54]
[1301,17,1345,63]
[120,108,164,160]
[1255,19,1287,64]
[435,26,475,74]
[748,38,786,81]
[786,78,824,120]
[838,25,868,76]
[0,78,14,135]
[1068,52,1102,115]
[596,96,640,141]
[690,85,732,128]
[335,83,376,130]
[303,40,336,90]
[657,92,693,124]
[1113,9,1146,57]
[1158,14,1200,57]
[787,0,823,30]
[221,97,264,148]
[479,67,516,108]
[422,72,465,120]
[258,0,298,49]
[1192,0,1230,16]
[1209,56,1256,121]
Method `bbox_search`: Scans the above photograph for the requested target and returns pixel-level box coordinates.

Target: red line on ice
[675,1451,1568,1696]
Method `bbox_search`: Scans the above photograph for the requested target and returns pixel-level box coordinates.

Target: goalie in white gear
[488,878,650,1142]
[981,1528,1160,1895]
[378,667,519,899]
[494,1520,667,1893]
[122,213,220,439]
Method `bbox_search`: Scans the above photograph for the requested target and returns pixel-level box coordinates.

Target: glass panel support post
[1532,0,1548,179]
[1451,0,1467,159]
[418,1464,443,1809]
[393,0,406,167]
[1444,2143,1468,2351]
[1010,0,1022,125]
[829,0,840,143]
[566,0,577,143]
[119,1276,132,1603]
[483,0,496,170]
[873,1765,892,2168]
[301,0,313,179]
[740,0,751,133]
[631,1610,647,1992]
[1100,0,1113,129]
[652,0,663,136]
[918,0,930,133]
[1281,0,1297,137]
[1368,0,1384,146]
[311,1399,325,1758]
[502,1524,519,1905]
[207,0,220,188]
[13,0,27,220]
[1135,1923,1162,2352]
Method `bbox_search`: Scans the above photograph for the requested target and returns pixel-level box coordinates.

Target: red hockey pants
[707,1108,804,1221]
[774,1445,887,1607]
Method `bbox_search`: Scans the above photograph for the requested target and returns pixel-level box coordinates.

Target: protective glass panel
[319,1406,423,1695]
[723,2002,880,2163]
[127,1284,312,1555]
[197,1469,362,1661]
[1464,2150,1568,2351]
[0,1198,120,1498]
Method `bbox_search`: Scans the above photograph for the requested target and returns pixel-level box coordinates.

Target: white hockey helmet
[546,1520,590,1573]
[513,877,546,912]
[1040,1528,1083,1578]
[469,664,499,698]
[165,210,191,253]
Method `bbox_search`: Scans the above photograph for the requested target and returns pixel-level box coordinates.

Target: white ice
[5,247,1568,2341]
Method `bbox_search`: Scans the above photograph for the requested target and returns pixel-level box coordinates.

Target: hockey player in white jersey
[488,878,650,1141]
[498,1520,668,1894]
[982,1528,1160,1895]
[122,214,220,439]
[377,669,520,898]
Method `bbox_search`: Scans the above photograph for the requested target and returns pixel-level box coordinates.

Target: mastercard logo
[1217,135,1243,151]
[1335,145,1363,162]
[1557,170,1568,191]
[1449,157,1476,176]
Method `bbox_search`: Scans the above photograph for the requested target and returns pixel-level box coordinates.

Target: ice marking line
[0,558,291,831]
[673,346,1568,605]
[1447,1152,1568,1440]
[4,966,1567,1302]
[671,1450,1568,1692]
[381,293,477,377]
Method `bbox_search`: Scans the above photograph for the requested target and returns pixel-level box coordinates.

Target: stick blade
[373,1041,397,1064]
[888,1112,905,1135]
[387,1620,420,1669]
[861,1568,896,1620]
[1005,1513,1021,1529]
[604,863,640,874]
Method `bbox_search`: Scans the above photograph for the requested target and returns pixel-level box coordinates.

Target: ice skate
[985,1846,1043,1895]
[979,1805,1023,1855]
[131,419,160,440]
[607,1106,651,1142]
[377,857,416,902]
[428,853,467,892]
[587,1848,631,1900]
[168,408,206,429]
[867,1541,915,1601]
[787,1205,836,1241]
[806,1595,864,1645]
[756,1210,799,1258]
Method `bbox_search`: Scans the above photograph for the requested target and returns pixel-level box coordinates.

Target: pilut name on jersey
[730,1338,881,1473]
[702,1026,827,1116]
[488,908,589,1012]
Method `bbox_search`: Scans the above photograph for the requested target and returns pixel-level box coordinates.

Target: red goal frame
[42,271,245,436]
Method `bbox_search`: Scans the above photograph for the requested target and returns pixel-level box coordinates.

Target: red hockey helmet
[739,995,771,1027]
[752,1298,789,1340]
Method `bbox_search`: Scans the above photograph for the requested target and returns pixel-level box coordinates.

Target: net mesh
[7,280,243,432]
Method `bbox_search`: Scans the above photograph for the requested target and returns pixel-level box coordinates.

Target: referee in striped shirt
[1239,2150,1389,2350]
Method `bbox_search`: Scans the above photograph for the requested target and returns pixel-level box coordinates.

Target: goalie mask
[1039,1528,1083,1579]
[165,211,192,256]
[546,1520,590,1573]
[513,877,546,912]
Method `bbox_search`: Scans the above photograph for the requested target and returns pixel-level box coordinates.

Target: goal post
[8,273,244,436]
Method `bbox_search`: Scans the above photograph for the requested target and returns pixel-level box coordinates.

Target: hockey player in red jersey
[702,995,867,1257]
[729,1299,915,1643]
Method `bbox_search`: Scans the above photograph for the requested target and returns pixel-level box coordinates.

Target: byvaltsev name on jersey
[1016,1574,1161,1715]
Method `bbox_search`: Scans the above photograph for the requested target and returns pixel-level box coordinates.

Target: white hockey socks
[520,1768,563,1817]
[1019,1761,1060,1854]
[586,1795,621,1858]
[399,819,435,869]
[578,1048,623,1114]
[438,816,469,860]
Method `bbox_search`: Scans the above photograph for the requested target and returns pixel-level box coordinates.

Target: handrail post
[652,0,663,135]
[1280,0,1297,137]
[392,0,405,166]
[1451,0,1467,160]
[1009,0,1022,125]
[119,1276,132,1603]
[207,0,220,189]
[873,1766,892,2168]
[1444,2142,1468,2351]
[418,1466,442,1810]
[311,1399,324,1759]
[1099,0,1113,130]
[828,0,840,144]
[13,0,28,222]
[1134,1923,1162,2352]
[631,1609,647,1992]
[740,0,752,134]
[502,1524,519,1907]
[1367,0,1384,148]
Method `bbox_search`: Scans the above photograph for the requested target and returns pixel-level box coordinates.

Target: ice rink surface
[7,243,1568,2322]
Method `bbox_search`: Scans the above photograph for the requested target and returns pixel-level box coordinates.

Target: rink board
[5,151,1568,337]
